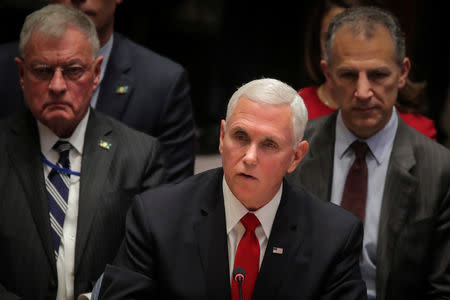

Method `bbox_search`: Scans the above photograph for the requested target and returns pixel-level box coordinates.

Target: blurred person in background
[299,0,437,140]
[289,6,450,299]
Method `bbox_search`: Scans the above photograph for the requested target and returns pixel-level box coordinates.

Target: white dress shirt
[38,109,89,300]
[223,176,282,283]
[331,109,398,299]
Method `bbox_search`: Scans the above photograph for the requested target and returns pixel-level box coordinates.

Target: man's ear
[92,56,104,91]
[398,57,410,88]
[320,59,334,90]
[320,59,330,82]
[219,119,226,155]
[287,140,309,173]
[14,57,25,90]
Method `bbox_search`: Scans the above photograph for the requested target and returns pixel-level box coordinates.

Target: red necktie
[232,213,260,300]
[341,141,369,222]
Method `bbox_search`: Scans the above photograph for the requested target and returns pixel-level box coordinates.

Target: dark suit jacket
[0,110,166,300]
[0,41,24,115]
[287,112,450,300]
[99,168,367,300]
[0,33,195,183]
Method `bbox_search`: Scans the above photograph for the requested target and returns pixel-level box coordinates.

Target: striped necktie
[46,140,72,259]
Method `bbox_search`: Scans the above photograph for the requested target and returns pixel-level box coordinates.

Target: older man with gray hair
[0,4,166,299]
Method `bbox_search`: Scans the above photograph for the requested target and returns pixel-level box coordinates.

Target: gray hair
[324,6,406,67]
[225,78,308,148]
[19,4,99,59]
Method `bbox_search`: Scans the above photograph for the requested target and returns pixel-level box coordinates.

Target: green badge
[115,86,129,94]
[98,140,112,150]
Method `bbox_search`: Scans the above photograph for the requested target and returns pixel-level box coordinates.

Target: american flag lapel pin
[272,247,283,255]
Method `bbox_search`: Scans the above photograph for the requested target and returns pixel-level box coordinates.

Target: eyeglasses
[24,62,92,82]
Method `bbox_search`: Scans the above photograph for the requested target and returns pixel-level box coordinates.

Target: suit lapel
[376,120,417,299]
[296,113,337,201]
[253,180,309,299]
[194,170,231,300]
[96,33,133,120]
[6,112,57,276]
[74,111,116,271]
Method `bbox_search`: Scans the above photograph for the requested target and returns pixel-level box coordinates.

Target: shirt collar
[38,108,90,156]
[223,176,282,239]
[335,107,398,164]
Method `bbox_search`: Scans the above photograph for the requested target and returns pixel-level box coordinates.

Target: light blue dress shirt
[90,34,113,108]
[331,109,398,299]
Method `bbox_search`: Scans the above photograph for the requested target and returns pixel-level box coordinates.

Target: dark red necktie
[232,213,260,300]
[341,141,369,222]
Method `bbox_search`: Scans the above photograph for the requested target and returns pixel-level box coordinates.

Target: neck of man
[318,84,339,109]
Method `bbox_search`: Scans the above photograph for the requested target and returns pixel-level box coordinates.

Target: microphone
[233,266,245,300]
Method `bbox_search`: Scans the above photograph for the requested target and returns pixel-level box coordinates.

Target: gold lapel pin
[98,140,112,150]
[115,85,129,94]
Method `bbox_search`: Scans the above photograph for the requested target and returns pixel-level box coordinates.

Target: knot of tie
[53,140,72,169]
[241,213,260,232]
[350,140,369,160]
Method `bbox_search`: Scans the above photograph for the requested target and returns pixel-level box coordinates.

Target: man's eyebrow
[65,59,85,65]
[262,136,277,142]
[230,126,247,133]
[368,66,391,73]
[336,66,356,73]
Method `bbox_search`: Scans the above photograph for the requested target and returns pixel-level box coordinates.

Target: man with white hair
[98,78,367,300]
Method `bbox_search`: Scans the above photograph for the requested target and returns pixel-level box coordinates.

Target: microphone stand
[238,279,243,300]
[233,266,245,300]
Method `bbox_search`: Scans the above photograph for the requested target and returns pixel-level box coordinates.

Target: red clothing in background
[299,86,437,140]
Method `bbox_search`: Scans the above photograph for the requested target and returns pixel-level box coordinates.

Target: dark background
[1,0,449,151]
